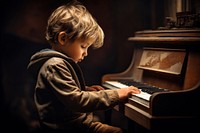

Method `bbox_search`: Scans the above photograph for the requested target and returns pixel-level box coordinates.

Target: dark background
[1,0,199,132]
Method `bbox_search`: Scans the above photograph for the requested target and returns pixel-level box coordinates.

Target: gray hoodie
[27,49,119,131]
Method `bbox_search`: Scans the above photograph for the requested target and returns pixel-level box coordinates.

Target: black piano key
[118,79,168,94]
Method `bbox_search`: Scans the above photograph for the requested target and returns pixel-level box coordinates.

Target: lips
[78,59,83,62]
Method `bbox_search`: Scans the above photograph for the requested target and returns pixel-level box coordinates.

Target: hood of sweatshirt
[27,48,75,79]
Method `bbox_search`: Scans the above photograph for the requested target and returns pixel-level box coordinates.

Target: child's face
[62,38,94,63]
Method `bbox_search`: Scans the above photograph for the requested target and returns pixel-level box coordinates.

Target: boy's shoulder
[45,57,66,66]
[44,56,75,68]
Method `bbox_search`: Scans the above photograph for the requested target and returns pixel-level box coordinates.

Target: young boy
[27,1,140,133]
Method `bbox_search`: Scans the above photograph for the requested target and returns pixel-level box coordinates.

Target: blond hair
[45,1,104,48]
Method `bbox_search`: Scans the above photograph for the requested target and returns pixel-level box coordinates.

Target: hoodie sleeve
[38,57,119,112]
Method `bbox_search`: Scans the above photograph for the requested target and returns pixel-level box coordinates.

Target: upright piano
[102,29,200,132]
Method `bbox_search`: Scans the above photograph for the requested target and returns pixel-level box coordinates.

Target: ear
[57,31,67,45]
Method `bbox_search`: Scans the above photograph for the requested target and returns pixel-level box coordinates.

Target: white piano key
[104,81,151,101]
[104,81,129,88]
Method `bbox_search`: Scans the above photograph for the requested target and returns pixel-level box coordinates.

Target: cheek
[73,49,83,58]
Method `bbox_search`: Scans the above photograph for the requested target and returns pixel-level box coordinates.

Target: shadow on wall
[0,33,48,132]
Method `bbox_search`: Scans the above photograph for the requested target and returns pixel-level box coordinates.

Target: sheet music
[138,48,186,75]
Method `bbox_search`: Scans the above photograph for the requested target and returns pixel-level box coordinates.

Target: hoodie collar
[27,48,74,78]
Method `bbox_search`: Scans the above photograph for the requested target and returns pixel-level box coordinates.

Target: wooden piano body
[102,29,200,132]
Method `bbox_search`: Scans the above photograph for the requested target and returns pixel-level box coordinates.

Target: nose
[83,49,88,57]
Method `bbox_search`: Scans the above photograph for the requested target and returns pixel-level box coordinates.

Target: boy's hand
[117,86,141,101]
[86,85,105,91]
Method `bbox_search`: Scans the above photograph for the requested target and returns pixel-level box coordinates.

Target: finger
[130,86,141,94]
[93,85,105,90]
[98,86,105,90]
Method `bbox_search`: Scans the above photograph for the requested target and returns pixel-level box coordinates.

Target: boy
[27,1,140,133]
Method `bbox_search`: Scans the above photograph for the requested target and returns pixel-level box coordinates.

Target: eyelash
[81,45,87,49]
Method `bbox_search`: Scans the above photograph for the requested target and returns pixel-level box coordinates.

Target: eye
[81,45,87,49]
[81,46,86,48]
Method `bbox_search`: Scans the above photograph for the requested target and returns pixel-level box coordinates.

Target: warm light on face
[62,38,94,63]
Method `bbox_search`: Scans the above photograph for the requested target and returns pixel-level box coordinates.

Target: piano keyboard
[103,81,151,101]
[103,80,168,107]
